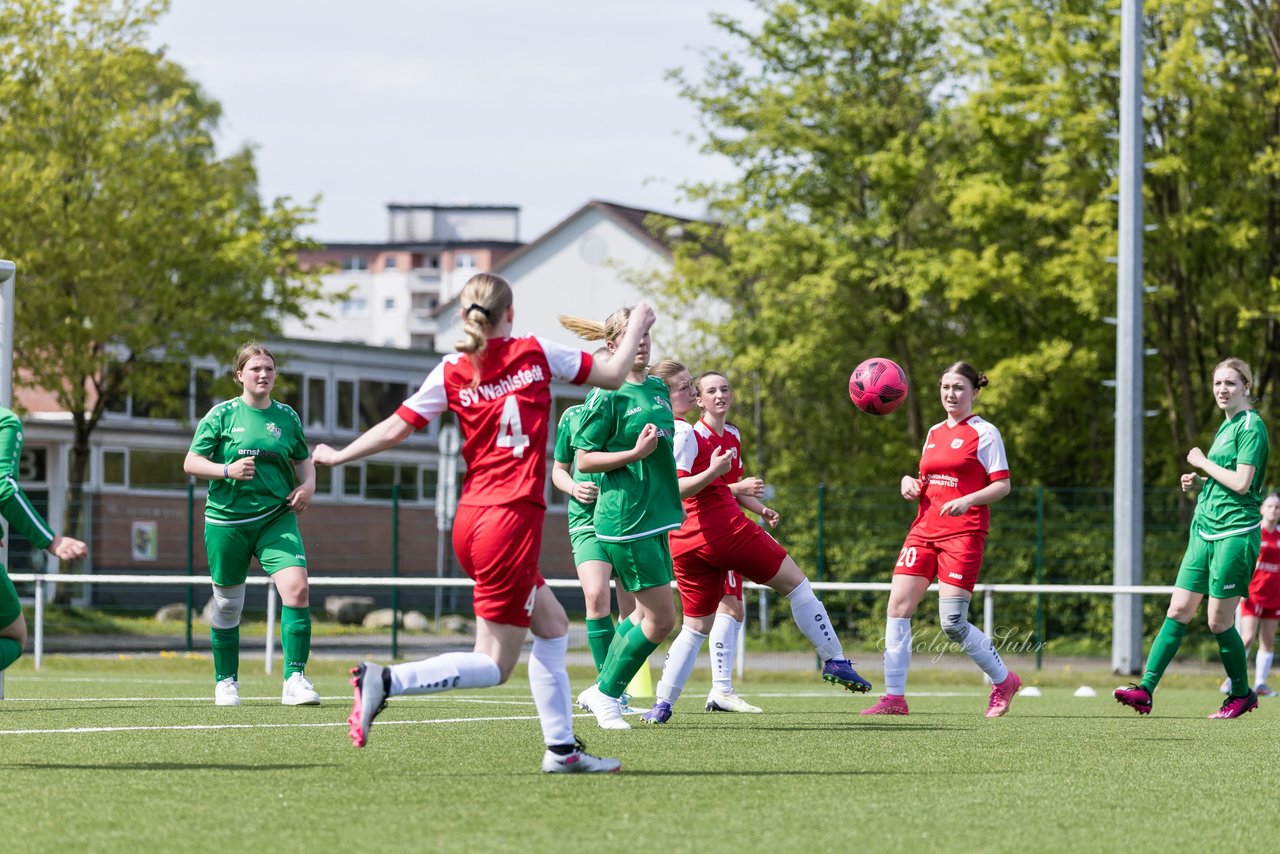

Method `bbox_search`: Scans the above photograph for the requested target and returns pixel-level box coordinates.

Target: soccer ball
[848,357,909,415]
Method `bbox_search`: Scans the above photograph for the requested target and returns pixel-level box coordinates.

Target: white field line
[1,695,538,705]
[0,714,571,736]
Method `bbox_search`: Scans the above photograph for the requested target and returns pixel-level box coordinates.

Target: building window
[409,334,434,350]
[340,298,368,317]
[102,450,126,486]
[384,255,398,270]
[358,379,411,431]
[384,297,396,311]
[126,449,189,491]
[306,377,327,433]
[344,256,368,271]
[455,253,476,269]
[336,380,356,431]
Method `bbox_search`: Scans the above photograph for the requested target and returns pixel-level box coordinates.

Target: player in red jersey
[640,363,871,725]
[1237,492,1280,696]
[862,362,1019,718]
[314,273,654,773]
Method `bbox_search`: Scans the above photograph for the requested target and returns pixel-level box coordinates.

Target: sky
[150,0,758,244]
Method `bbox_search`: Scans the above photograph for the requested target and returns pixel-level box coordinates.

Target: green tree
[661,0,1280,627]
[0,0,325,561]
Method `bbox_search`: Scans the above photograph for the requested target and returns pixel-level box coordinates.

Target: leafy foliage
[0,1,327,537]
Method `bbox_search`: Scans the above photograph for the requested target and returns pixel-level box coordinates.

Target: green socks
[585,616,616,673]
[1140,617,1188,693]
[597,623,659,698]
[281,605,312,678]
[211,625,240,682]
[1214,626,1250,697]
[0,636,22,670]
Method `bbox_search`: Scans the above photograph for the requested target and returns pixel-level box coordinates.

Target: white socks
[787,579,843,662]
[709,614,740,693]
[959,623,1008,684]
[1257,650,1274,687]
[884,617,912,696]
[528,634,574,747]
[656,626,708,703]
[389,652,500,695]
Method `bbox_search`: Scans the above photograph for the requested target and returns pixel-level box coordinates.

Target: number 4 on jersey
[496,396,530,458]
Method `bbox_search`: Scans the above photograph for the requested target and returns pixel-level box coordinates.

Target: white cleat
[215,677,240,706]
[348,662,388,748]
[541,738,622,774]
[580,684,630,730]
[705,690,763,713]
[282,672,321,706]
[577,686,593,711]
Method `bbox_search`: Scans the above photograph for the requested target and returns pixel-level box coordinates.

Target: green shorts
[1175,527,1260,599]
[0,566,20,628]
[204,508,307,587]
[570,527,608,567]
[600,534,673,593]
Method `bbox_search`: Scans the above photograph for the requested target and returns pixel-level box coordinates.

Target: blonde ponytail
[453,273,513,385]
[559,307,632,343]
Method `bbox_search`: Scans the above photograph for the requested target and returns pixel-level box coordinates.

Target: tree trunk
[54,421,94,606]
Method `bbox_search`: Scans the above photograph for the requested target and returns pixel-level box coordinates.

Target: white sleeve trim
[534,336,586,383]
[973,417,1009,475]
[673,421,697,472]
[401,361,450,423]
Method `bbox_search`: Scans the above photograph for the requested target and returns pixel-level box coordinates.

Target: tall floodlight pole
[1113,0,1145,674]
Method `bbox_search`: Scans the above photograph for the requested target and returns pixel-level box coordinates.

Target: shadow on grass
[1,762,335,772]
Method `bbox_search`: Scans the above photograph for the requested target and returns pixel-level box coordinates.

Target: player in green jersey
[1116,358,1270,718]
[184,343,319,707]
[550,363,638,680]
[559,308,682,730]
[0,407,87,676]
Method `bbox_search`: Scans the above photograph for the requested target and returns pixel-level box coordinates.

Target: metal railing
[10,572,1181,673]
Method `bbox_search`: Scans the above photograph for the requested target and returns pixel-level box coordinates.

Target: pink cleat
[1113,684,1153,715]
[1208,690,1258,719]
[985,671,1022,718]
[861,694,909,716]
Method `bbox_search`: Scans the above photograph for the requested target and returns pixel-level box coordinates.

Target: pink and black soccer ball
[848,358,909,415]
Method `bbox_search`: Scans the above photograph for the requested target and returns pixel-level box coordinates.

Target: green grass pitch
[0,657,1270,852]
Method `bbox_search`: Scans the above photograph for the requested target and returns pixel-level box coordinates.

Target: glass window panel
[103,451,126,485]
[306,377,327,433]
[343,465,362,497]
[365,462,396,500]
[358,380,410,432]
[337,380,356,431]
[314,464,332,496]
[193,367,223,419]
[422,466,438,505]
[128,449,188,490]
[278,373,302,416]
[397,465,419,502]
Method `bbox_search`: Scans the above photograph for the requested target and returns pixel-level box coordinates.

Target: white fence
[9,572,1182,673]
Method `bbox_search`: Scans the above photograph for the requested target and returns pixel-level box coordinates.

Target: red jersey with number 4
[1248,527,1280,608]
[910,414,1009,540]
[396,336,592,509]
[669,419,744,549]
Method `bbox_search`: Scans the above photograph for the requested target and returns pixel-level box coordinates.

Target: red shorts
[672,519,786,618]
[452,502,545,627]
[1241,599,1280,620]
[724,570,744,601]
[893,530,986,592]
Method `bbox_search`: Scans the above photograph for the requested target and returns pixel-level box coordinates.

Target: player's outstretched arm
[314,413,415,467]
[584,302,656,389]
